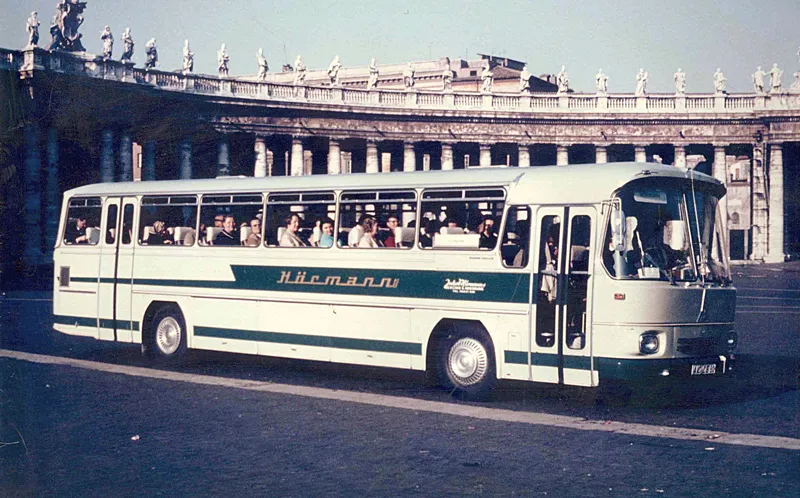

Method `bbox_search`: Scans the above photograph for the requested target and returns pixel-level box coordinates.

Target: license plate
[691,364,716,375]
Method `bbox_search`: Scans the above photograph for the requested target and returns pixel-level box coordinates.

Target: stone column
[441,143,454,171]
[327,139,341,175]
[290,137,304,176]
[100,129,115,183]
[178,139,192,180]
[479,144,492,167]
[518,144,530,168]
[403,142,416,172]
[142,141,156,181]
[45,127,59,257]
[712,145,728,232]
[634,146,647,163]
[118,133,133,182]
[595,145,608,164]
[366,140,379,174]
[23,123,43,264]
[673,145,686,169]
[254,136,268,177]
[767,143,784,262]
[217,136,230,177]
[556,145,569,166]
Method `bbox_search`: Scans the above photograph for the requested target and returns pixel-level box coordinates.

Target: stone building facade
[2,46,800,286]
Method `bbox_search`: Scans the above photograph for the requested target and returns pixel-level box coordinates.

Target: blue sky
[4,0,799,93]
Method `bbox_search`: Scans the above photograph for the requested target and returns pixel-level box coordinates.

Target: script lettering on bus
[277,270,399,289]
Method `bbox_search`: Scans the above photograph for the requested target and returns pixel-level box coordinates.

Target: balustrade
[454,94,482,108]
[686,96,715,109]
[568,96,597,109]
[493,95,520,109]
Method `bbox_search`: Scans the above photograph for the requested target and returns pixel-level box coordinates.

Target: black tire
[438,333,496,400]
[148,305,187,360]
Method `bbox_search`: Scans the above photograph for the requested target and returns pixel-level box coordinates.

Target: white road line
[1,348,799,452]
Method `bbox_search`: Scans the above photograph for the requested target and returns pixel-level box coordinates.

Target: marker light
[639,333,660,355]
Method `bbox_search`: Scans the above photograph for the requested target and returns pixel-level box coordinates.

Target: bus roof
[65,162,722,204]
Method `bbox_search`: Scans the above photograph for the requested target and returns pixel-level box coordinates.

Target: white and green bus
[53,162,736,398]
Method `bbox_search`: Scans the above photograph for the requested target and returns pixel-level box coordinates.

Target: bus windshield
[603,179,729,284]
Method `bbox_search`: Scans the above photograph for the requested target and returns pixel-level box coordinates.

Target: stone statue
[48,0,87,52]
[713,68,726,94]
[100,25,113,59]
[367,58,379,89]
[556,65,569,93]
[120,27,133,62]
[26,11,40,47]
[480,63,494,93]
[442,59,453,92]
[327,55,341,86]
[674,68,686,95]
[635,68,648,96]
[144,38,158,69]
[791,71,800,91]
[183,40,194,74]
[595,68,608,94]
[519,64,531,93]
[403,63,415,89]
[769,63,783,93]
[752,66,766,94]
[256,48,269,80]
[293,56,306,85]
[218,43,230,77]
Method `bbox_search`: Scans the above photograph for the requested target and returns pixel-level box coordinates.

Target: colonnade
[17,125,792,267]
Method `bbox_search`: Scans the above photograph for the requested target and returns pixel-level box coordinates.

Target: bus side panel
[328,303,412,369]
[190,297,259,355]
[257,300,330,362]
[53,247,100,339]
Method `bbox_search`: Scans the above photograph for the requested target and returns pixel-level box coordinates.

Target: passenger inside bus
[378,215,399,247]
[65,216,89,244]
[213,215,239,246]
[146,220,173,245]
[357,217,380,248]
[319,217,334,247]
[477,216,498,249]
[279,213,306,247]
[244,218,261,246]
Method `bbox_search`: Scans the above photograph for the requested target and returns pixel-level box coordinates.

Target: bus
[53,162,736,399]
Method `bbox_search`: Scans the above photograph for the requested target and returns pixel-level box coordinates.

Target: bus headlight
[639,333,660,355]
[726,331,738,352]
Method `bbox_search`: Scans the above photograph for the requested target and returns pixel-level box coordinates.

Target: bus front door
[97,197,137,342]
[531,207,597,387]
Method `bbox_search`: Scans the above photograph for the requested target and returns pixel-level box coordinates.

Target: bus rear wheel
[439,334,496,400]
[149,305,187,360]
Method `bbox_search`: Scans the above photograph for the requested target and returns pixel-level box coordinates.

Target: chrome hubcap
[448,338,488,386]
[155,316,181,355]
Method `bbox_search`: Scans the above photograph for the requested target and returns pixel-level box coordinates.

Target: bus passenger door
[530,207,597,387]
[96,197,137,342]
[561,207,596,387]
[115,199,137,342]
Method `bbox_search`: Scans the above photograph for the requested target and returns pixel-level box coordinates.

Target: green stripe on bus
[504,350,591,370]
[54,314,139,331]
[133,265,530,303]
[194,326,421,355]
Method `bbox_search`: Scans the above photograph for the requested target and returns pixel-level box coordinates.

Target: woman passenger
[279,213,306,247]
[357,217,380,248]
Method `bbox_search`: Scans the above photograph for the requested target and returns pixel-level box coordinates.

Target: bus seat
[141,226,154,244]
[440,226,465,235]
[277,227,286,243]
[173,227,194,245]
[206,227,223,243]
[570,245,589,271]
[348,225,364,247]
[240,226,252,245]
[86,227,100,244]
[433,233,480,249]
[108,228,116,242]
[663,220,688,251]
[394,227,415,248]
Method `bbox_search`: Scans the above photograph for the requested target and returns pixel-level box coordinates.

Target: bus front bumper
[596,354,735,382]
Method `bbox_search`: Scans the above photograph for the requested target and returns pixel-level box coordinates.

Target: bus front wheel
[439,334,496,400]
[149,305,187,360]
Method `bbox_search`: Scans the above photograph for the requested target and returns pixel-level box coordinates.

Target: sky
[4,0,799,93]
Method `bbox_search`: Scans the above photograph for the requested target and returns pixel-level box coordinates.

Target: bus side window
[265,192,335,248]
[105,204,118,245]
[501,206,531,268]
[63,197,102,245]
[121,203,134,245]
